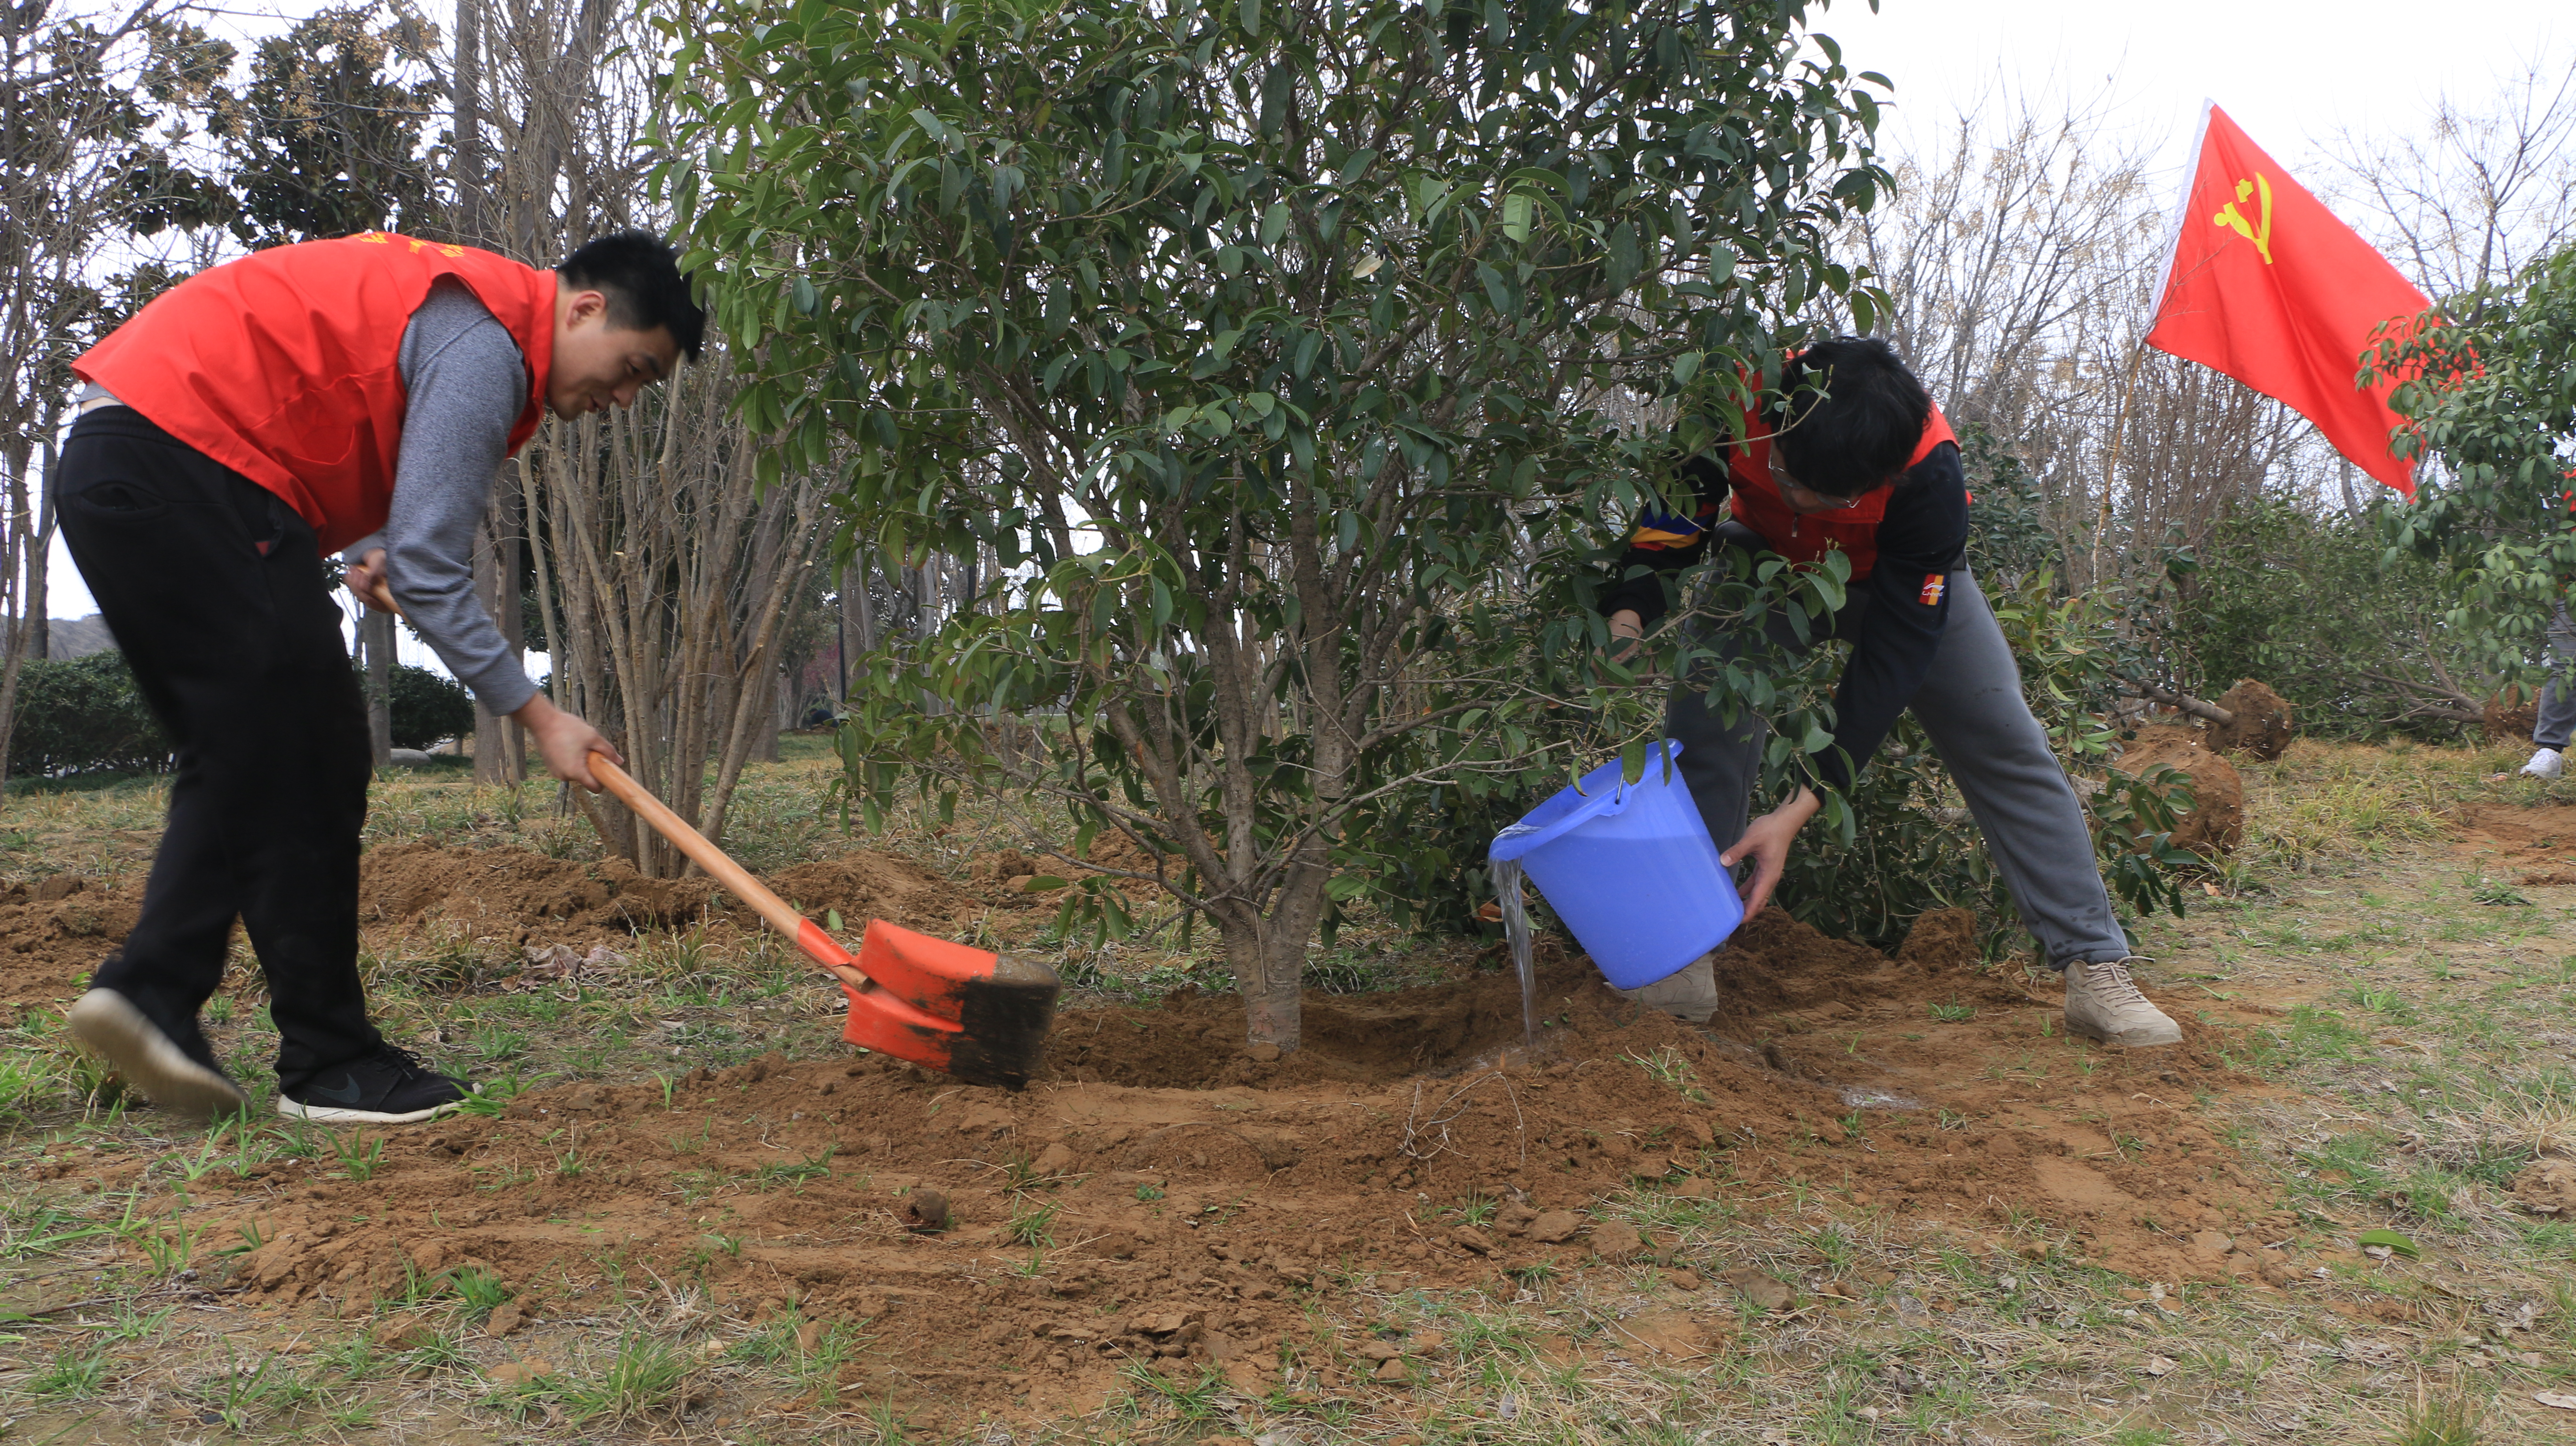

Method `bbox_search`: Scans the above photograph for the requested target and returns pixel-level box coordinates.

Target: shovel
[588,755,1060,1088]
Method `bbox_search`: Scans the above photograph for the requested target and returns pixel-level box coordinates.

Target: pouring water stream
[1489,838,1539,1052]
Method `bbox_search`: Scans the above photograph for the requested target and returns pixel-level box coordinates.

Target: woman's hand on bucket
[1720,787,1821,919]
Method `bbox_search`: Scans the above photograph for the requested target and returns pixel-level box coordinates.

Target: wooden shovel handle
[588,754,805,945]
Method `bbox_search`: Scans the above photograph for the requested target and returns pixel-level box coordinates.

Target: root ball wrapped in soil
[2208,679,2294,761]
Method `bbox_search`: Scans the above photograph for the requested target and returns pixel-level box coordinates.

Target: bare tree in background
[452,0,824,869]
[1844,92,2340,591]
[2324,53,2576,307]
[0,0,231,787]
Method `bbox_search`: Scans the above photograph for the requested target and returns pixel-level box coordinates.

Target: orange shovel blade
[834,919,1060,1090]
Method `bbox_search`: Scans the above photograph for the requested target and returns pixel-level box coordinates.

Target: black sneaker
[66,988,251,1121]
[279,1045,474,1125]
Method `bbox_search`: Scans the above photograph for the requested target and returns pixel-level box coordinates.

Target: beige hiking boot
[1616,951,1720,1024]
[2062,957,2182,1047]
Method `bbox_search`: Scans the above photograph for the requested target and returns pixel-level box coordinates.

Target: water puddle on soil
[1491,856,1537,1052]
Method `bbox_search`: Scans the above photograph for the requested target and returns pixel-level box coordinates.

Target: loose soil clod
[902,1187,954,1234]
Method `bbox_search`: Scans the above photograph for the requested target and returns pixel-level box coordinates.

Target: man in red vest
[56,230,701,1123]
[1598,337,2182,1048]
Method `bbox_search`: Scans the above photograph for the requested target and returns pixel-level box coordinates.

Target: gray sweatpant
[2534,605,2576,752]
[1664,558,2131,969]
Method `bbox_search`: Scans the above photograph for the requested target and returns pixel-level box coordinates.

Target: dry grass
[2234,739,2463,875]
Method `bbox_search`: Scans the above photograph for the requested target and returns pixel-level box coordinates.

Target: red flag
[2145,104,2433,496]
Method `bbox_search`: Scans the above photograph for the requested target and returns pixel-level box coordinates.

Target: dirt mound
[1894,907,1978,972]
[2513,1158,2576,1214]
[119,897,2280,1432]
[2117,726,2245,854]
[357,844,719,940]
[0,845,978,1017]
[2208,678,2294,761]
[355,843,976,945]
[0,876,138,1019]
[768,852,976,930]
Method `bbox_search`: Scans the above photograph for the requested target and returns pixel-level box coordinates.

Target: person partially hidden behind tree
[57,230,702,1124]
[1597,336,2183,1047]
[2516,605,2576,780]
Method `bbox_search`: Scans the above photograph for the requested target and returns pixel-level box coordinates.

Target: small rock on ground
[1720,1266,1793,1311]
[1527,1209,1582,1244]
[1591,1219,1643,1260]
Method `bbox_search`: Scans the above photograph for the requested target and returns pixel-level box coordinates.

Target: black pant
[55,407,380,1084]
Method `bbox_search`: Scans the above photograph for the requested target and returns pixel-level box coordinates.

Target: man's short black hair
[1767,336,1932,497]
[558,230,705,361]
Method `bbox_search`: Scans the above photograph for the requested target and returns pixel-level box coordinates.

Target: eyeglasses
[1767,448,1862,510]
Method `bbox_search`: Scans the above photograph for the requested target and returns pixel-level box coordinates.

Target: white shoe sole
[2063,1012,2183,1048]
[64,988,251,1121]
[276,1091,474,1126]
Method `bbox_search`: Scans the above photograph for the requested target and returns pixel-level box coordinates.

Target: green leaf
[1260,202,1290,247]
[2356,1229,2419,1259]
[1501,192,1530,243]
[1672,351,1703,385]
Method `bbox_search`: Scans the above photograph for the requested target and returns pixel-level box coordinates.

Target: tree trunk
[363,608,394,765]
[1233,929,1304,1050]
[27,444,49,665]
[471,505,508,783]
[452,0,484,242]
[497,474,526,779]
[0,417,63,789]
[845,553,877,654]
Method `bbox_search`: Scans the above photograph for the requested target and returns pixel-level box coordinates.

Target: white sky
[1826,0,2566,183]
[45,0,2571,649]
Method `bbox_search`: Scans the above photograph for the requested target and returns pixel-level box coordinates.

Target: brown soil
[6,833,2295,1431]
[0,875,139,1018]
[0,844,983,1021]
[2115,726,2246,854]
[356,843,982,944]
[2450,800,2576,882]
[19,899,2284,1430]
[2484,686,2539,745]
[2207,678,2294,761]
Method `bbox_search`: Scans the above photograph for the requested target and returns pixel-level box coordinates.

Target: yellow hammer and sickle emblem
[2211,174,2275,265]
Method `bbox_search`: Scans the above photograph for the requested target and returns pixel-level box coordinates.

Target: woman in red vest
[56,230,702,1124]
[1598,337,2182,1049]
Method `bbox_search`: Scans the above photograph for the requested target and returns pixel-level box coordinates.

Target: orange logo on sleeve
[1919,574,1946,607]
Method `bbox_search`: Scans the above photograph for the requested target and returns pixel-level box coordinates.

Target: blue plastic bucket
[1488,741,1742,989]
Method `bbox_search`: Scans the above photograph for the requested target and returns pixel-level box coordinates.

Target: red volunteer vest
[73,232,557,555]
[1725,401,1956,580]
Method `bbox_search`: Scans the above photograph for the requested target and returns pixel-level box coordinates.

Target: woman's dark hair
[557,230,706,361]
[1767,336,1932,496]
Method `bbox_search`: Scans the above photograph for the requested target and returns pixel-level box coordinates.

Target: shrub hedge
[7,652,478,774]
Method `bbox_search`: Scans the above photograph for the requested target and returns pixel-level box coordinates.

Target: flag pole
[2093,100,2220,587]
